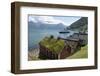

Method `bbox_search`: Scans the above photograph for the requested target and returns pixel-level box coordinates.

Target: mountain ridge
[67,17,88,32]
[28,21,66,30]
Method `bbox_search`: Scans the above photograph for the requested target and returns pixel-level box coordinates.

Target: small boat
[59,31,70,33]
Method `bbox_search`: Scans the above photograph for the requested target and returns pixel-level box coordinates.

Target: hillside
[67,45,88,59]
[67,17,88,32]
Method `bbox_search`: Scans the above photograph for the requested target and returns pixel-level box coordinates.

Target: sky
[28,15,81,26]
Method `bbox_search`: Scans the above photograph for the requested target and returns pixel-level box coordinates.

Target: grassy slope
[67,45,88,59]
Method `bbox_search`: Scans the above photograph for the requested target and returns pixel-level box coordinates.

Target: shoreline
[28,47,40,61]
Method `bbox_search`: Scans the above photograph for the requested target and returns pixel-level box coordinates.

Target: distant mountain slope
[67,17,88,32]
[28,21,66,30]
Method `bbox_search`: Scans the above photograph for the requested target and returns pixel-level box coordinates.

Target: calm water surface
[28,29,74,51]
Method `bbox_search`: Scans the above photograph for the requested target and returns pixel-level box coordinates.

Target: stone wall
[65,39,79,53]
[60,45,71,59]
[39,44,58,59]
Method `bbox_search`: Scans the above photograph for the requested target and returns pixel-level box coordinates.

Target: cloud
[28,16,38,22]
[38,16,58,24]
[28,16,67,26]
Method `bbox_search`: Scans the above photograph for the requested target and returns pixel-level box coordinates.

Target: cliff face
[67,17,88,32]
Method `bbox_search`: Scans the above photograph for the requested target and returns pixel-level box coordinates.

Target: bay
[28,29,74,51]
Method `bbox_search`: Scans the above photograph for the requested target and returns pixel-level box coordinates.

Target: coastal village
[39,31,88,59]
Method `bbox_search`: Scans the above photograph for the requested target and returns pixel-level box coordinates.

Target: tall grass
[67,45,88,59]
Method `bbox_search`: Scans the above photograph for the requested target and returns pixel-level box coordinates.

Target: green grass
[39,36,65,54]
[67,45,88,59]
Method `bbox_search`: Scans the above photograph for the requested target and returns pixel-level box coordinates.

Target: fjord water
[28,29,74,51]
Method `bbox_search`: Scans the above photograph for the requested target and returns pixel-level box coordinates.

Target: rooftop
[39,36,65,54]
[74,32,88,35]
[59,37,79,42]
